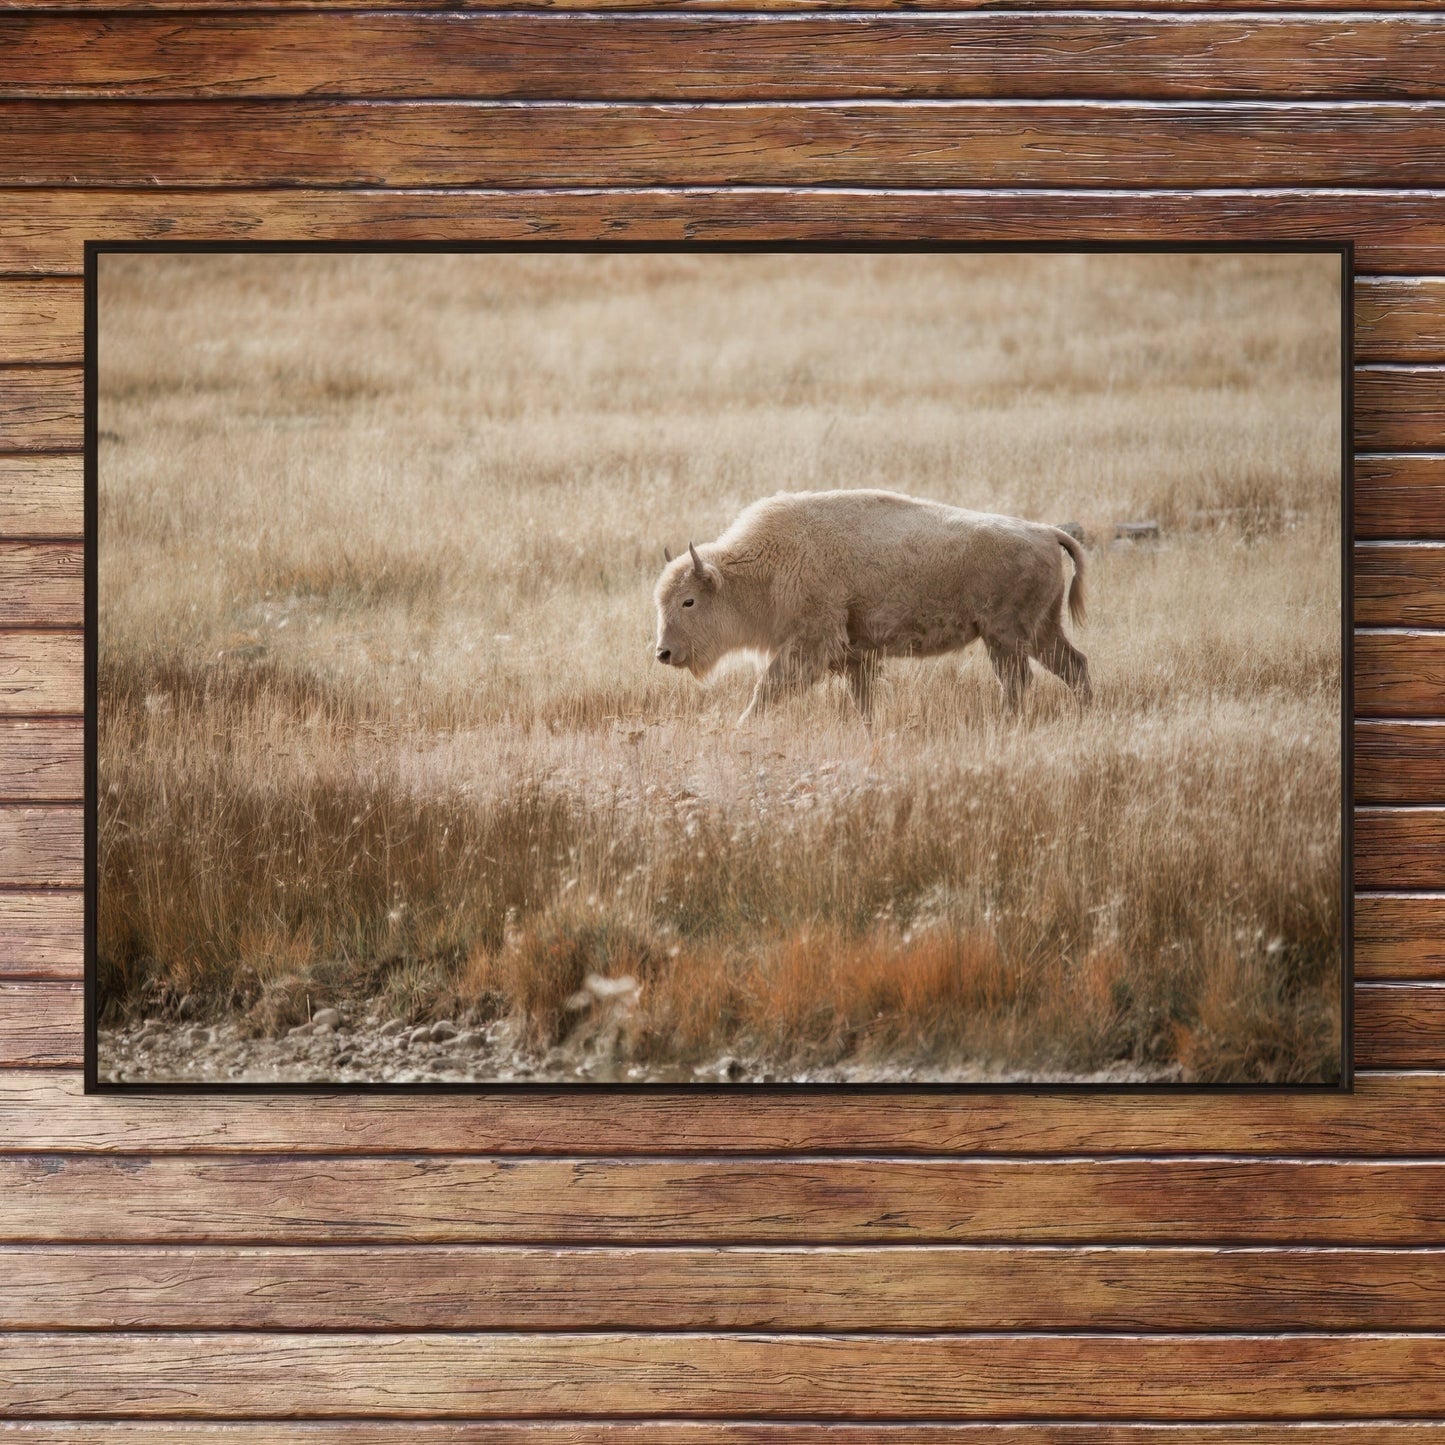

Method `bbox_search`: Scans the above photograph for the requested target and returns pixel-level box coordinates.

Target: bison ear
[663,545,673,564]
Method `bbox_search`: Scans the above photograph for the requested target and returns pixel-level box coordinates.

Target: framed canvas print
[86,243,1351,1091]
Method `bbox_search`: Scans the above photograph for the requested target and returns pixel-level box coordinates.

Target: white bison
[653,489,1090,722]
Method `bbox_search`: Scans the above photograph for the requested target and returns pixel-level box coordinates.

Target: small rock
[455,1030,484,1050]
[176,995,197,1020]
[1113,519,1161,542]
[378,1018,406,1037]
[287,1022,314,1038]
[312,1007,341,1030]
[334,1052,354,1067]
[407,1026,432,1046]
[430,1019,458,1042]
[585,973,638,1000]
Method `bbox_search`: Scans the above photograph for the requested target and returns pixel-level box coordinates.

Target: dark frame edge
[83,241,100,1095]
[83,238,1356,1098]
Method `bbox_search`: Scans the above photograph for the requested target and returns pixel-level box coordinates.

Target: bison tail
[1052,528,1087,628]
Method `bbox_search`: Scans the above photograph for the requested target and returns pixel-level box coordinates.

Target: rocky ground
[97,998,1180,1086]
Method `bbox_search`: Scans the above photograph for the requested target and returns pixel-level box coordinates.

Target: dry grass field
[96,250,1344,1084]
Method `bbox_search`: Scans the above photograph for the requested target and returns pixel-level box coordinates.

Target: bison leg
[985,640,1032,712]
[739,647,827,725]
[1037,631,1093,705]
[844,655,880,725]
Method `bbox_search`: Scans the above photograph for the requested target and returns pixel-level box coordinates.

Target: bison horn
[688,541,704,575]
[663,545,673,564]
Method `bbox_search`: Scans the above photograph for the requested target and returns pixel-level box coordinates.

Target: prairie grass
[96,251,1343,1083]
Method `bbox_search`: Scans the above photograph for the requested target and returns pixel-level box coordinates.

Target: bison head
[654,541,729,679]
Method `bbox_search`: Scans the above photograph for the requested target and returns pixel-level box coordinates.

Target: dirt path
[97,1003,1181,1086]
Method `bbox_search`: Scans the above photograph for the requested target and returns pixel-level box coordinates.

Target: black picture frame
[84,239,1355,1095]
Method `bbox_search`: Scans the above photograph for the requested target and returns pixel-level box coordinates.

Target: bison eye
[682,598,695,608]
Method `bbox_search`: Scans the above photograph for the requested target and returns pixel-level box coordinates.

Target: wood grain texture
[11,1155,1445,1245]
[1,1069,1442,1156]
[0,807,81,886]
[1357,894,1445,979]
[1357,629,1445,718]
[0,632,81,715]
[0,4,1432,1432]
[1354,982,1445,1068]
[1359,279,1445,364]
[8,1242,1445,1331]
[0,370,82,454]
[0,982,81,1067]
[2,1429,1444,1445]
[0,282,81,364]
[1357,722,1445,802]
[1358,544,1445,627]
[0,189,1428,276]
[0,893,80,979]
[1356,454,1445,539]
[7,16,1445,102]
[0,720,81,800]
[0,456,82,538]
[6,103,1445,190]
[0,544,82,626]
[1358,808,1445,888]
[1357,366,1445,450]
[6,1331,1445,1419]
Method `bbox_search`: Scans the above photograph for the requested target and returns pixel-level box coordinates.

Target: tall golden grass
[97,251,1343,1082]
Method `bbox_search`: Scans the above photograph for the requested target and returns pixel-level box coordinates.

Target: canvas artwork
[89,247,1349,1089]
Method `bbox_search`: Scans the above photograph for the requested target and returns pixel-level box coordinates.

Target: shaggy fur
[654,489,1090,721]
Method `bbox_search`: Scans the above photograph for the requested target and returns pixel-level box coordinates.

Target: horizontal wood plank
[1358,544,1445,626]
[0,543,81,626]
[0,370,82,455]
[1355,454,1445,539]
[0,807,80,886]
[0,281,81,364]
[5,103,1445,190]
[0,189,1422,276]
[7,16,1445,103]
[0,893,80,979]
[1357,366,1445,451]
[1357,894,1445,979]
[17,0,1445,10]
[1354,981,1445,1068]
[1358,278,1445,364]
[1357,629,1445,718]
[5,1331,1445,1418]
[12,1155,1445,1244]
[0,632,81,715]
[1357,722,1445,802]
[0,982,80,1068]
[0,456,82,539]
[8,1242,1445,1331]
[0,720,81,800]
[0,1428,1442,1445]
[1358,808,1445,888]
[3,1069,1443,1157]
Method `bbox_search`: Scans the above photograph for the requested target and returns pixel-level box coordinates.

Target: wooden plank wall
[1,4,1444,1438]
